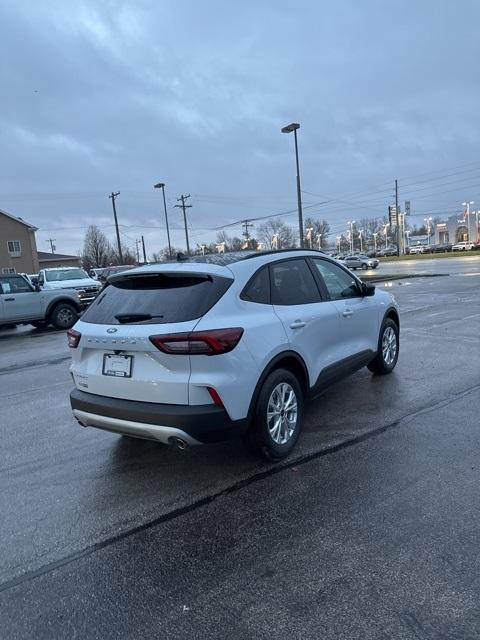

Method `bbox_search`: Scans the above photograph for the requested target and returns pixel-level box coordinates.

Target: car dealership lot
[1,256,480,638]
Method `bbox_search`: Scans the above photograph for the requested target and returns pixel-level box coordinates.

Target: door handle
[342,309,353,317]
[290,320,306,329]
[4,297,15,301]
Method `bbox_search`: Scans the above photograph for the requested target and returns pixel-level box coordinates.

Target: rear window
[81,273,232,325]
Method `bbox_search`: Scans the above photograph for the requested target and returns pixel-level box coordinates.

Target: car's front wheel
[50,303,78,329]
[367,318,399,375]
[246,368,303,461]
[362,263,368,270]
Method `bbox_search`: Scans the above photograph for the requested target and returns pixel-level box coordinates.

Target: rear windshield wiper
[114,313,164,323]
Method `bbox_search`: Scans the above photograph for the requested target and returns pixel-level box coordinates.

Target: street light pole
[154,183,172,258]
[462,201,474,242]
[373,232,377,253]
[306,226,313,249]
[281,123,304,248]
[347,220,355,253]
[424,217,433,245]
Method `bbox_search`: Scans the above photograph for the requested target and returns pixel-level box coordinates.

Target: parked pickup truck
[38,267,101,305]
[0,273,85,330]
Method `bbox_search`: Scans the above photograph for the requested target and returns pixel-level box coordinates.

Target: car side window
[270,259,321,305]
[311,259,360,300]
[241,267,270,304]
[0,276,32,294]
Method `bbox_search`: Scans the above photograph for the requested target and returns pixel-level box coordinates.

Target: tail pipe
[169,436,187,450]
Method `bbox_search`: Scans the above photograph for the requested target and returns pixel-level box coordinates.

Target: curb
[359,273,449,283]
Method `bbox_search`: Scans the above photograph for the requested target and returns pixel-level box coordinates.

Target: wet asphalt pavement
[1,255,479,638]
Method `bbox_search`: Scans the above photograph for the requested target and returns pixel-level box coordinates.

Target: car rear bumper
[70,388,248,444]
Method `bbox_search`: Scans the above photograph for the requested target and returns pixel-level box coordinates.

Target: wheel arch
[46,297,81,320]
[247,351,309,421]
[383,306,400,331]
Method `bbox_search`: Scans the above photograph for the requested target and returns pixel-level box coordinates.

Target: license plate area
[102,354,133,378]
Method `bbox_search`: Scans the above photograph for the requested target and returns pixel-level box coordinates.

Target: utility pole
[242,220,254,246]
[46,238,56,254]
[175,194,192,255]
[108,191,123,263]
[141,235,147,263]
[395,179,400,256]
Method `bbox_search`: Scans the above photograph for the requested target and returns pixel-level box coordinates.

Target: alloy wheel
[267,383,298,445]
[382,326,397,365]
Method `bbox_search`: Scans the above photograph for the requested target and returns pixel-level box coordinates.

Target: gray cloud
[1,0,479,255]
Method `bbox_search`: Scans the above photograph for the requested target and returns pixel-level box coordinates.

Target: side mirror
[362,282,376,297]
[34,283,41,292]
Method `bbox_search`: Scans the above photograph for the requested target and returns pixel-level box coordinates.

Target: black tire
[50,303,78,330]
[367,318,399,375]
[361,263,368,270]
[245,368,303,461]
[31,320,48,329]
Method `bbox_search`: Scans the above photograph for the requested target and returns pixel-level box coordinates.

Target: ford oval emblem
[106,328,118,334]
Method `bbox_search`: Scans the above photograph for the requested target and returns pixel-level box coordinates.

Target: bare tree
[81,225,112,270]
[303,218,330,249]
[230,236,244,251]
[257,218,297,249]
[150,246,185,262]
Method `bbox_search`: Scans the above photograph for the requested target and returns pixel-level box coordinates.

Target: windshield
[45,269,89,282]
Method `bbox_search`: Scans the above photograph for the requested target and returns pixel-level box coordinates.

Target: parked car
[68,249,400,461]
[408,245,427,255]
[342,255,379,270]
[97,265,135,285]
[377,247,398,257]
[452,241,475,251]
[89,268,105,280]
[432,243,452,253]
[38,267,101,305]
[0,273,85,329]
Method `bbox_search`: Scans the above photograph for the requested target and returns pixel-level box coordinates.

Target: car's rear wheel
[246,368,303,461]
[367,318,399,375]
[50,303,78,330]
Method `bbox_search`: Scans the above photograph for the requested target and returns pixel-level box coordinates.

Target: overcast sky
[1,0,479,256]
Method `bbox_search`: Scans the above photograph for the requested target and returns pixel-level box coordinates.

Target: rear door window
[270,259,321,305]
[81,273,232,324]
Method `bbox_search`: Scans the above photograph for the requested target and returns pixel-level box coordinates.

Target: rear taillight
[67,329,81,348]
[149,328,244,356]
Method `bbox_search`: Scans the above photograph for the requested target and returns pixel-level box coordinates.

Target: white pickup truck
[38,267,101,305]
[0,273,85,329]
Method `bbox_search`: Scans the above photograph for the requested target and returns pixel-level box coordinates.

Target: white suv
[68,250,400,460]
[452,241,475,251]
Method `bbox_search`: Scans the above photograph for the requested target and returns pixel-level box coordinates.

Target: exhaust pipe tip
[169,436,187,450]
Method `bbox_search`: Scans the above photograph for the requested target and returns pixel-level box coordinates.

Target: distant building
[37,251,81,269]
[434,212,479,244]
[0,208,39,274]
